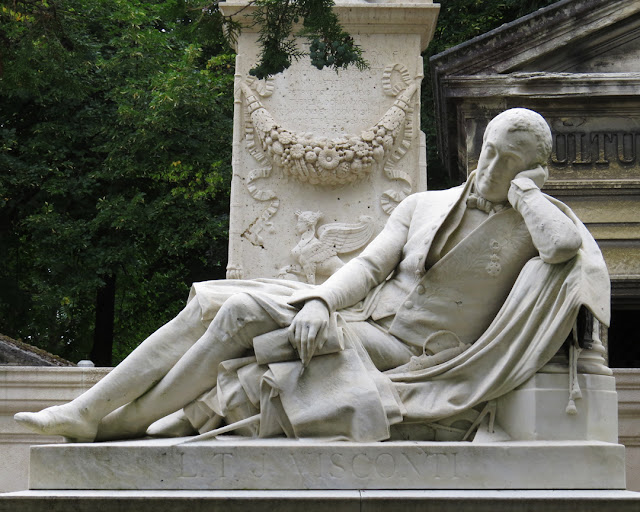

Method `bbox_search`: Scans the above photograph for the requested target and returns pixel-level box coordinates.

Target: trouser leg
[72,298,208,422]
[352,321,420,371]
[96,292,286,440]
[13,298,208,441]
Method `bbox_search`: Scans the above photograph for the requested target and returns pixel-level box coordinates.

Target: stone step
[2,490,640,512]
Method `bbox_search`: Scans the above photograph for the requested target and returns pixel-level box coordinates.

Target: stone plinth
[3,490,640,512]
[220,0,439,282]
[496,373,618,442]
[4,371,639,493]
[28,438,626,490]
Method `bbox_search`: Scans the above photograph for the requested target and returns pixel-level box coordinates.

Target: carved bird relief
[279,210,376,284]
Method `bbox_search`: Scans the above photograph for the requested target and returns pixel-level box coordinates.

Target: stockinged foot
[14,404,98,442]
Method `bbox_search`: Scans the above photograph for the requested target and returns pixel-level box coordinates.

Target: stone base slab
[2,490,640,512]
[496,373,619,442]
[29,438,626,490]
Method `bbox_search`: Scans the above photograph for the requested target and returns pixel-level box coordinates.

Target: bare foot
[14,404,98,442]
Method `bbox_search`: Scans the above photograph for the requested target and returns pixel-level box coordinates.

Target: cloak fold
[185,198,609,440]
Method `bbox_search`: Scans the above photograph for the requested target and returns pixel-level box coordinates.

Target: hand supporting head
[475,108,552,203]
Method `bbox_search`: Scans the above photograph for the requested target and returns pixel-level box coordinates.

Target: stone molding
[2,490,640,512]
[431,0,640,77]
[0,366,110,414]
[221,0,440,52]
[442,73,640,99]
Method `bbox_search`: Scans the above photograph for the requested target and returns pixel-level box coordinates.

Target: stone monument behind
[223,0,438,282]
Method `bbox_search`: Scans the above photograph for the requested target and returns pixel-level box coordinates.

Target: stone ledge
[29,438,626,491]
[2,490,640,512]
[221,0,440,51]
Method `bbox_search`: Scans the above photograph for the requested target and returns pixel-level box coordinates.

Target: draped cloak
[185,186,609,442]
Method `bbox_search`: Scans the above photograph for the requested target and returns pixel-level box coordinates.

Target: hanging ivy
[248,0,367,79]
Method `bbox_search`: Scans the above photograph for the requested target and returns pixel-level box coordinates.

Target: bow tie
[466,193,508,214]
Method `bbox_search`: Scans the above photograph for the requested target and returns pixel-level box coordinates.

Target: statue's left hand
[288,299,330,367]
[511,165,546,189]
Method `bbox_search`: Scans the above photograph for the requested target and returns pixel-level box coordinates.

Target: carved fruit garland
[241,79,416,210]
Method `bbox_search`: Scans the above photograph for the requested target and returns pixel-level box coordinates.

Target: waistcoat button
[404,300,414,309]
[416,285,425,295]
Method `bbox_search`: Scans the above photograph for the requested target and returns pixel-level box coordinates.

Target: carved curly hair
[484,108,552,167]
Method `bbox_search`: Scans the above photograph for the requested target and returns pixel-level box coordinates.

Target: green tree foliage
[0,0,235,364]
[0,0,561,365]
[249,0,366,79]
[421,0,560,190]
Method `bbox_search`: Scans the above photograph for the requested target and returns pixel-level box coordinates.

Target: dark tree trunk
[90,273,116,366]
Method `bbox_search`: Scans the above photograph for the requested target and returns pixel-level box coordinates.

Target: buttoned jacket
[290,183,539,348]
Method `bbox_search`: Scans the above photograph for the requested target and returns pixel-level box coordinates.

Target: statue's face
[296,218,308,234]
[296,216,314,234]
[475,122,538,203]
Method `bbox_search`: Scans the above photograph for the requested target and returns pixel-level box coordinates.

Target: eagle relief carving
[278,210,376,284]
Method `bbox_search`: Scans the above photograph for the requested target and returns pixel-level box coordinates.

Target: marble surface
[14,109,612,449]
[28,438,626,490]
[221,0,438,281]
[496,373,619,442]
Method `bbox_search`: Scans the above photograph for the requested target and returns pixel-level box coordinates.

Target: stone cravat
[466,193,508,215]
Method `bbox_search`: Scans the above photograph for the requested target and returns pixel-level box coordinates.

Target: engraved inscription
[180,451,233,479]
[328,451,459,480]
[178,449,461,483]
[551,131,640,168]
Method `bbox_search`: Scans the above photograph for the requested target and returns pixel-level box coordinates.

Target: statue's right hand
[288,299,330,367]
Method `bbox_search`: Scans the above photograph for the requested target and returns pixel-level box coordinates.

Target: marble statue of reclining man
[15,108,609,442]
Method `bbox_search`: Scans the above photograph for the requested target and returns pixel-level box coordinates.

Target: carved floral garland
[241,81,417,189]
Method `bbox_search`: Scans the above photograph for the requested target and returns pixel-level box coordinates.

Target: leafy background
[0,0,558,365]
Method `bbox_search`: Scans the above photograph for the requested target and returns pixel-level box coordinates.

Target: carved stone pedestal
[23,438,626,490]
[496,373,619,442]
[220,0,439,282]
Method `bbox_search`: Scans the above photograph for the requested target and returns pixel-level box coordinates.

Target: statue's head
[295,210,323,234]
[476,108,552,203]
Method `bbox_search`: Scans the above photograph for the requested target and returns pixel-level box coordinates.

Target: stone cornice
[221,1,440,51]
[430,0,640,77]
[0,367,111,413]
[442,73,640,99]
